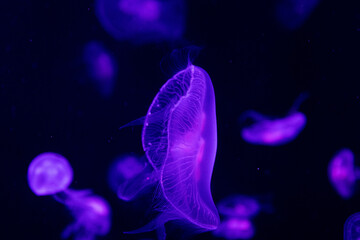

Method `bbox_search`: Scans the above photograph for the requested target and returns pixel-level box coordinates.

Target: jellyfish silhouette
[217,195,260,219]
[344,212,360,240]
[123,61,220,239]
[27,152,111,240]
[240,93,308,146]
[328,149,360,199]
[83,41,117,97]
[95,0,185,43]
[275,0,320,30]
[108,154,157,201]
[213,218,255,240]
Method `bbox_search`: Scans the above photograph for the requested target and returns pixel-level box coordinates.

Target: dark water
[3,0,360,239]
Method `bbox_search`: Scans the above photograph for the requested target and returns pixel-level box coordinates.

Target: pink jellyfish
[27,152,111,240]
[108,154,157,201]
[122,61,220,239]
[213,218,255,240]
[83,41,117,97]
[95,0,185,43]
[344,212,360,239]
[240,93,308,146]
[328,149,360,199]
[217,195,260,219]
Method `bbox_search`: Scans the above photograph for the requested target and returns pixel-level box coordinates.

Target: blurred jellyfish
[328,149,360,199]
[108,154,157,201]
[83,41,117,97]
[213,218,255,240]
[28,152,111,240]
[344,212,360,240]
[95,0,185,43]
[275,0,320,30]
[217,195,260,219]
[123,62,219,239]
[240,93,308,146]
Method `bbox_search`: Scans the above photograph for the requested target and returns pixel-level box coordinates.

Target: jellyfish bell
[124,54,219,239]
[344,212,360,239]
[240,93,308,146]
[217,195,260,219]
[328,148,360,199]
[108,154,158,201]
[275,0,320,30]
[213,218,255,240]
[95,0,185,43]
[83,41,117,97]
[27,152,73,196]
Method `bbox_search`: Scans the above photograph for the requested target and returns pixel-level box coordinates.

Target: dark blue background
[3,0,360,239]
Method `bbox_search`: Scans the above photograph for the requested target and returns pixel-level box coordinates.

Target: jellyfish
[108,154,158,201]
[213,218,255,240]
[275,0,320,30]
[240,93,308,146]
[83,41,117,97]
[217,195,260,219]
[27,152,111,240]
[344,212,360,240]
[123,62,220,239]
[95,0,185,43]
[328,149,360,199]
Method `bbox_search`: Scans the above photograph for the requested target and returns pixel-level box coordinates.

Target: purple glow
[213,218,255,240]
[276,0,320,30]
[328,149,359,199]
[108,154,157,201]
[241,111,306,146]
[95,0,185,43]
[126,64,219,239]
[27,152,73,196]
[28,153,111,239]
[83,41,117,97]
[57,190,112,240]
[344,212,360,239]
[218,195,260,219]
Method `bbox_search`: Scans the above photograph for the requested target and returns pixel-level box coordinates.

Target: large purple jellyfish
[108,154,157,201]
[125,63,220,239]
[344,212,360,240]
[328,149,360,199]
[217,195,260,219]
[240,94,307,146]
[213,218,255,240]
[27,152,111,240]
[83,41,117,97]
[95,0,185,43]
[275,0,320,30]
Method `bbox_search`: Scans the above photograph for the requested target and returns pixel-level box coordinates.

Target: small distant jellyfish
[95,0,185,43]
[328,149,360,199]
[344,212,360,240]
[83,41,117,97]
[124,61,220,239]
[275,0,320,30]
[240,93,308,146]
[217,195,260,219]
[108,154,157,201]
[28,152,111,240]
[213,218,255,240]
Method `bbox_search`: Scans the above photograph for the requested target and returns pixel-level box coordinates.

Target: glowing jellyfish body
[217,195,260,219]
[95,0,185,43]
[83,41,117,97]
[108,154,157,201]
[344,212,360,240]
[213,218,255,240]
[127,64,220,239]
[28,152,111,240]
[241,112,306,146]
[328,149,359,199]
[276,0,320,30]
[27,152,73,196]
